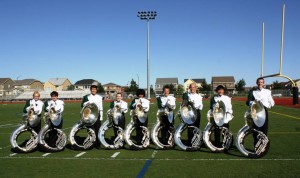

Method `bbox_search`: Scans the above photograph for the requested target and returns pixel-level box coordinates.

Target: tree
[272,80,283,89]
[235,79,246,91]
[67,85,75,91]
[97,83,105,93]
[176,85,184,95]
[150,85,155,95]
[128,79,138,92]
[200,81,211,91]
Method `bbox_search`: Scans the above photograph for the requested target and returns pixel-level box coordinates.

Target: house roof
[48,78,70,86]
[74,79,98,85]
[15,79,41,86]
[155,78,178,84]
[184,78,206,83]
[211,76,235,83]
[0,78,12,84]
[103,83,121,87]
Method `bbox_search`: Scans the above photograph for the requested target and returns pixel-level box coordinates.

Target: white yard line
[110,152,120,158]
[9,153,17,157]
[151,150,158,158]
[62,127,73,131]
[42,153,51,157]
[1,156,300,161]
[75,152,86,158]
[0,124,12,127]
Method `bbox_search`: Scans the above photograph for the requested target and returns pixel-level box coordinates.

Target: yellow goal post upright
[260,4,298,105]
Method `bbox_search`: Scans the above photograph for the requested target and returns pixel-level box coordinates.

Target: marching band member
[210,85,233,146]
[157,85,176,144]
[44,91,64,129]
[23,91,44,133]
[182,83,203,144]
[81,85,103,148]
[44,91,64,143]
[130,89,150,145]
[109,92,128,138]
[246,77,275,147]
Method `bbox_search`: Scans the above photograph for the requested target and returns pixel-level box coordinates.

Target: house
[121,86,129,93]
[0,78,15,97]
[183,78,206,92]
[103,83,122,96]
[211,76,235,92]
[14,79,44,93]
[74,79,99,91]
[155,78,178,94]
[44,78,72,92]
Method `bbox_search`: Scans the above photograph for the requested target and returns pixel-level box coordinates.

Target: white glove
[83,101,90,107]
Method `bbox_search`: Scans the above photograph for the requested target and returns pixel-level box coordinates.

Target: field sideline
[0,99,300,177]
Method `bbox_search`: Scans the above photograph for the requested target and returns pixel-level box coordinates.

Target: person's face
[257,79,264,89]
[190,84,196,93]
[33,94,40,101]
[91,88,97,95]
[164,88,170,96]
[217,89,224,96]
[51,95,58,102]
[116,94,122,101]
[138,94,144,98]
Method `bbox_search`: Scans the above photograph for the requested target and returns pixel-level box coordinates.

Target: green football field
[0,100,300,178]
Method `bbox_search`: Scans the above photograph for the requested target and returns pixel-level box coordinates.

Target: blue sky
[0,0,299,88]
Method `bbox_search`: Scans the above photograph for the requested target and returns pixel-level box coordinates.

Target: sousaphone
[39,107,67,152]
[99,105,125,149]
[69,103,98,150]
[174,101,202,151]
[10,108,40,153]
[203,100,233,152]
[236,100,270,158]
[124,99,150,150]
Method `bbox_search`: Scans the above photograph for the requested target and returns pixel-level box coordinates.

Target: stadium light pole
[137,11,157,99]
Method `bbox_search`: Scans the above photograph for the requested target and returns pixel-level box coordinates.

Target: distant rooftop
[48,78,70,86]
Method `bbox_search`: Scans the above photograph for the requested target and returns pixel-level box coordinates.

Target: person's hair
[215,85,225,92]
[32,91,40,97]
[256,77,264,84]
[136,89,145,97]
[116,92,122,97]
[90,85,98,90]
[50,91,58,97]
[189,83,196,89]
[163,85,170,92]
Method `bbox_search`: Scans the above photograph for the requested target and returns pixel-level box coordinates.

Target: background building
[14,79,44,94]
[44,78,72,92]
[155,78,178,94]
[211,76,235,93]
[183,78,206,92]
[0,78,15,98]
[74,79,99,91]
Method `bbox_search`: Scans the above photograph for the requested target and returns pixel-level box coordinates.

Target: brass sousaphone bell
[80,103,99,126]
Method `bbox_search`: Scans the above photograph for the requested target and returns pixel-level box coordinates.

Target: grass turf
[0,100,300,178]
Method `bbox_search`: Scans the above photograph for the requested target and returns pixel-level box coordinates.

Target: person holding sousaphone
[208,85,233,148]
[109,92,128,138]
[81,85,103,148]
[182,83,203,145]
[246,77,275,147]
[44,91,64,129]
[156,85,176,145]
[42,91,65,147]
[23,91,44,133]
[129,89,150,145]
